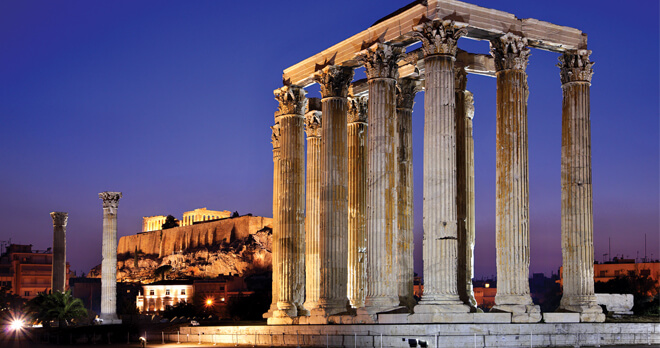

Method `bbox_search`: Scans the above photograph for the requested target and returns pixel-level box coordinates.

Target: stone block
[596,293,633,313]
[408,312,473,323]
[542,312,580,323]
[377,312,409,324]
[473,312,511,323]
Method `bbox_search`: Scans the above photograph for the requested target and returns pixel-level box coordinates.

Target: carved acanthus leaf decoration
[355,43,405,80]
[305,111,322,137]
[490,33,530,71]
[396,77,421,110]
[558,49,594,84]
[313,65,354,98]
[99,191,122,215]
[271,123,280,148]
[50,212,68,226]
[411,19,467,57]
[347,96,368,124]
[274,85,307,116]
[465,91,475,120]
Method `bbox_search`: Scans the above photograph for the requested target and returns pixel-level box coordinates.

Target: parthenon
[267,0,604,324]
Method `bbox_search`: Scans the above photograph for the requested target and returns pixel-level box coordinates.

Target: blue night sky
[0,0,657,280]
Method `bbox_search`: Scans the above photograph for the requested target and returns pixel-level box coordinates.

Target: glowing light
[485,283,490,288]
[9,319,24,331]
[205,298,213,306]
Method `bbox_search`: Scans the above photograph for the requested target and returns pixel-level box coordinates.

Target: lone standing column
[99,191,122,323]
[455,67,478,310]
[412,20,469,315]
[347,94,368,309]
[395,77,420,310]
[312,65,354,317]
[50,212,68,293]
[273,86,307,319]
[264,123,281,319]
[304,103,322,312]
[490,33,541,322]
[558,50,604,323]
[356,43,404,313]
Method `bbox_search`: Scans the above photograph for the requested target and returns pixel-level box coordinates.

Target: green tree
[26,290,87,327]
[161,215,179,230]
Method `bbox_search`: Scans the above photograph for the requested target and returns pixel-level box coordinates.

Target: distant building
[0,244,70,300]
[473,279,497,309]
[559,258,660,295]
[136,280,194,313]
[142,207,232,232]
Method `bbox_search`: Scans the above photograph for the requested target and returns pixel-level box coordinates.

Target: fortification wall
[118,215,272,258]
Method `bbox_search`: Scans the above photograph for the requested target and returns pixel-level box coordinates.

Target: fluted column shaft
[50,212,68,293]
[396,78,419,310]
[347,96,368,308]
[273,86,307,318]
[489,35,540,322]
[455,68,477,309]
[313,65,354,316]
[356,43,404,312]
[264,124,281,318]
[99,191,122,322]
[558,50,603,322]
[304,110,322,311]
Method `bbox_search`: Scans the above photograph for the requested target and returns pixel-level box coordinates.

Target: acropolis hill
[88,211,273,283]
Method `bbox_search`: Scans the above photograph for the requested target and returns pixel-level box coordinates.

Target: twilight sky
[0,0,657,280]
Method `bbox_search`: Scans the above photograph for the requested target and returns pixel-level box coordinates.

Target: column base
[99,313,121,325]
[309,299,349,317]
[303,300,318,313]
[492,304,541,323]
[399,295,417,312]
[363,295,400,314]
[414,295,470,313]
[262,303,278,319]
[559,297,605,323]
[275,301,297,318]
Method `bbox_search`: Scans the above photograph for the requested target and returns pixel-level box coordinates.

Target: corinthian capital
[274,85,307,116]
[99,191,122,215]
[412,19,467,57]
[305,111,322,137]
[271,123,280,148]
[355,43,405,80]
[396,77,421,110]
[558,49,594,84]
[50,212,68,226]
[347,96,368,123]
[490,33,530,71]
[313,65,354,98]
[465,91,475,120]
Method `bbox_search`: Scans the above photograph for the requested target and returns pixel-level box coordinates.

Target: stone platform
[175,322,659,347]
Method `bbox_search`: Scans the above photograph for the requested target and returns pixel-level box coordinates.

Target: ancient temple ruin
[266,0,604,324]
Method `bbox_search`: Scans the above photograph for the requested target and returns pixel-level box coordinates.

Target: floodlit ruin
[266,0,603,325]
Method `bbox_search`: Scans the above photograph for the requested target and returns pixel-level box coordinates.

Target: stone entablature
[142,208,232,232]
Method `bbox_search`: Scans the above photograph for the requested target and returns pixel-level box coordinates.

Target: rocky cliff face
[88,215,273,283]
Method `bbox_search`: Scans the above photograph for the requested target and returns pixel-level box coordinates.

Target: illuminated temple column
[264,123,280,319]
[455,67,478,310]
[50,211,68,293]
[304,104,322,311]
[412,20,469,315]
[357,43,403,313]
[395,77,420,310]
[347,95,368,308]
[490,33,541,322]
[273,86,307,318]
[312,65,354,317]
[99,191,122,323]
[558,50,605,323]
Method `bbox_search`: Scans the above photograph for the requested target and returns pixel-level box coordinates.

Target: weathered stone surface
[50,211,67,293]
[99,191,122,323]
[304,109,321,312]
[542,312,580,323]
[596,293,633,314]
[265,124,280,319]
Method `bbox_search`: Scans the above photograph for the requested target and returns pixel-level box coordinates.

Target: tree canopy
[161,215,179,230]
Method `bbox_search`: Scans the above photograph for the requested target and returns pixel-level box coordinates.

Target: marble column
[273,85,307,318]
[99,191,122,323]
[395,77,420,310]
[347,94,368,309]
[264,123,281,319]
[412,19,469,314]
[490,33,540,322]
[356,43,404,313]
[312,65,354,317]
[50,212,68,293]
[304,107,322,312]
[558,50,604,323]
[454,67,478,310]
